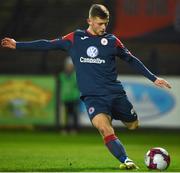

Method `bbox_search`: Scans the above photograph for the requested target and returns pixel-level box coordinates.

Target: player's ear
[87,18,92,25]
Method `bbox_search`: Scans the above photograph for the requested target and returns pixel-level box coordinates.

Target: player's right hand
[1,37,16,49]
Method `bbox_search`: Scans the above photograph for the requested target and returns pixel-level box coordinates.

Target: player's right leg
[91,113,138,170]
[119,158,139,170]
[91,113,114,136]
[91,113,127,161]
[82,95,138,170]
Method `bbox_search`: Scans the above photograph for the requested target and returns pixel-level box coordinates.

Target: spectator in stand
[59,57,80,133]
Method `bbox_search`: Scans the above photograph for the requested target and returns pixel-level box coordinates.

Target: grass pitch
[0,129,179,172]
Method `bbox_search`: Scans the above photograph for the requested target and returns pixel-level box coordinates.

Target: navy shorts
[81,92,138,122]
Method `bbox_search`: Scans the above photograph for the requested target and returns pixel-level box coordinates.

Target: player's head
[87,4,109,36]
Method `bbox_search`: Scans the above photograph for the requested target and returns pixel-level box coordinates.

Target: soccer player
[1,4,171,170]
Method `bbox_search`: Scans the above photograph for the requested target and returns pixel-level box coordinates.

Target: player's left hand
[154,77,171,89]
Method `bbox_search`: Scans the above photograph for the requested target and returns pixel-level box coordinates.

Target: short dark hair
[89,4,109,19]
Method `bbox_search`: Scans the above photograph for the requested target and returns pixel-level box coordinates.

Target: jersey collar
[85,30,107,37]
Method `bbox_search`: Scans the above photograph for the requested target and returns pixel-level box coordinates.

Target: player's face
[88,17,109,36]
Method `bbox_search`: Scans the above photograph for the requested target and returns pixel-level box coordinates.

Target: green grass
[0,130,179,172]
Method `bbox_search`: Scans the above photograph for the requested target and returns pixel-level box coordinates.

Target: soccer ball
[144,147,170,170]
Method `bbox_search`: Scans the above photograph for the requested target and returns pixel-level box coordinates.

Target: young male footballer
[1,4,171,170]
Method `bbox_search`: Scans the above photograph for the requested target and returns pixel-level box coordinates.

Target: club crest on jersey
[101,38,108,45]
[86,46,99,58]
[88,107,95,115]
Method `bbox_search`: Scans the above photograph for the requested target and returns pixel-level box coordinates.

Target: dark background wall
[0,0,179,75]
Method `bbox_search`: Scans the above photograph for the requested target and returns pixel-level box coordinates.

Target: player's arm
[1,32,74,51]
[115,38,171,89]
[1,38,16,49]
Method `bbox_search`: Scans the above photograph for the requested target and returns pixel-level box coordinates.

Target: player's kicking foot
[119,158,139,170]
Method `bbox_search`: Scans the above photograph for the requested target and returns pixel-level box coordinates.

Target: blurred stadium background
[0,0,180,171]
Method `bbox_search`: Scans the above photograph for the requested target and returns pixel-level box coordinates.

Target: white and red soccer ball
[145,147,170,170]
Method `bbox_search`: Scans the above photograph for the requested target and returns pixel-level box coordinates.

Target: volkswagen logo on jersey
[101,38,108,45]
[86,46,99,58]
[80,46,105,64]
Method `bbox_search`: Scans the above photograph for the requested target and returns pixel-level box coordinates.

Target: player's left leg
[123,119,139,130]
[112,93,139,128]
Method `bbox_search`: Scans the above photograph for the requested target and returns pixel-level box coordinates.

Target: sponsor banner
[0,75,55,125]
[113,0,178,39]
[79,76,179,128]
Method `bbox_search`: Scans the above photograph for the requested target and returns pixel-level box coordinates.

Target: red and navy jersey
[16,29,157,96]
